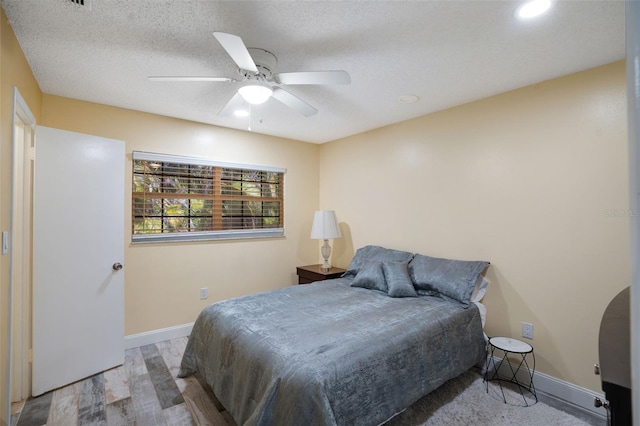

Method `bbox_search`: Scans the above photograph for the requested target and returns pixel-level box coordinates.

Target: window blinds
[132,151,285,243]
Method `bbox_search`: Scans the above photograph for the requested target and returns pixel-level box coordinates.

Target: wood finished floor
[11,337,236,426]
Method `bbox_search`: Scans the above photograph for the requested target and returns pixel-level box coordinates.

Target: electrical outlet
[522,322,534,340]
[200,287,208,300]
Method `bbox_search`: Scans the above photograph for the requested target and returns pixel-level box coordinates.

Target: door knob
[112,263,123,271]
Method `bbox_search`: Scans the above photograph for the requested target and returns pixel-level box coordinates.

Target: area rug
[386,370,592,426]
[185,370,594,426]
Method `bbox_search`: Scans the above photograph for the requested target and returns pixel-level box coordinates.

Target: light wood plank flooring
[11,337,235,426]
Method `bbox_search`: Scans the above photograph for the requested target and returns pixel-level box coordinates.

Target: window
[132,151,285,243]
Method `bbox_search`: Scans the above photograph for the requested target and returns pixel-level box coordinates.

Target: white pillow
[470,277,489,303]
[474,301,487,329]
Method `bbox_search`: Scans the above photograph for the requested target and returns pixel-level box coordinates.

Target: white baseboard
[124,322,193,349]
[487,354,607,419]
[534,368,607,418]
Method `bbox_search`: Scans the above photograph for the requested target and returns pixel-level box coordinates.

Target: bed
[179,246,489,426]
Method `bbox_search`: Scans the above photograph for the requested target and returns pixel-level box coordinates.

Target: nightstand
[296,264,346,284]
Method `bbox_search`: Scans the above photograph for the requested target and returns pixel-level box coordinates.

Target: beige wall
[0,0,630,410]
[0,7,42,423]
[319,61,629,392]
[40,95,320,335]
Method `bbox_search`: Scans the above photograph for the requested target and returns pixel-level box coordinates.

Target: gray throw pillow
[408,254,489,308]
[381,261,417,298]
[343,245,414,278]
[350,260,387,292]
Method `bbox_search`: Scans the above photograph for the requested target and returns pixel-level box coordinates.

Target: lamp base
[321,239,332,270]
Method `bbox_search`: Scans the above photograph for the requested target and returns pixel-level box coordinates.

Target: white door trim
[8,86,36,413]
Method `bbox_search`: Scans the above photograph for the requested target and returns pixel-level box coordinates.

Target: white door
[32,126,125,396]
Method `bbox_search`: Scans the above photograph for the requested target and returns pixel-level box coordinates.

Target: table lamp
[310,210,341,270]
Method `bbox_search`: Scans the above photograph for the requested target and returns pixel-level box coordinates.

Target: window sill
[131,228,284,244]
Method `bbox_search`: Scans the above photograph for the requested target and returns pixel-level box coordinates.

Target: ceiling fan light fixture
[238,84,273,105]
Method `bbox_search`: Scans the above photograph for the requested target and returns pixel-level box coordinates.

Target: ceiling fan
[149,32,351,117]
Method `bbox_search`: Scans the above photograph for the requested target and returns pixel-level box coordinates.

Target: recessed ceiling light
[398,94,419,104]
[516,0,552,20]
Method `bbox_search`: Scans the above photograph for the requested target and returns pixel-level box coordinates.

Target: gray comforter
[179,277,486,426]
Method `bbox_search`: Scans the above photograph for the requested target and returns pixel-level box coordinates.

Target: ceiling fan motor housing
[240,48,278,80]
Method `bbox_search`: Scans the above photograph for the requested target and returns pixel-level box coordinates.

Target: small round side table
[484,336,537,406]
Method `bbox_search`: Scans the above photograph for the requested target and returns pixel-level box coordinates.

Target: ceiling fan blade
[275,70,351,85]
[218,93,249,117]
[213,32,258,73]
[271,87,317,117]
[148,76,235,82]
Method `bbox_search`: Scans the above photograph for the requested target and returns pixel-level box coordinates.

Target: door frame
[8,86,36,412]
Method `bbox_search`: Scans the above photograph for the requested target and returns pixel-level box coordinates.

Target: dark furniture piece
[296,264,346,284]
[596,286,631,425]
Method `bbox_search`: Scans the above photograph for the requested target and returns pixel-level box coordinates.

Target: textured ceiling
[1,0,625,144]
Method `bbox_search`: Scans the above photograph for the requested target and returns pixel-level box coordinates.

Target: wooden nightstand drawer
[296,264,346,284]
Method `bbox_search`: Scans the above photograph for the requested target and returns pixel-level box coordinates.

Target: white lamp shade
[238,84,273,104]
[310,210,341,239]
